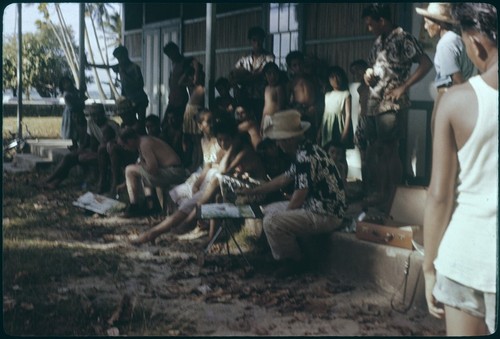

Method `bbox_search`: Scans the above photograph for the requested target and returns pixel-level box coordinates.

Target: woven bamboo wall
[183,8,264,79]
[303,3,401,76]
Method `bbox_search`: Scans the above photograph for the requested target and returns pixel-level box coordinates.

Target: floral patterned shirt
[367,26,425,115]
[284,139,346,218]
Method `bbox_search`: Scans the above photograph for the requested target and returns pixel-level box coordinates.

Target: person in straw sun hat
[416,3,475,133]
[238,109,347,277]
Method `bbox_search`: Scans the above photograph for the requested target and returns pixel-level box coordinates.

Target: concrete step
[321,232,426,311]
[3,153,54,173]
[3,139,72,173]
[28,139,71,163]
[243,208,426,312]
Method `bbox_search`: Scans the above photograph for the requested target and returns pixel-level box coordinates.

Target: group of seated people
[41,37,358,277]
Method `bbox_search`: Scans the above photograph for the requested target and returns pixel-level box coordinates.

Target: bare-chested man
[286,51,322,141]
[119,127,187,217]
[261,62,286,134]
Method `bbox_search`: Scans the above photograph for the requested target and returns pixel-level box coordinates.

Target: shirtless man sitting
[285,51,322,141]
[119,127,187,217]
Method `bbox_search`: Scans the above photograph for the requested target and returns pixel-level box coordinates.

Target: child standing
[261,62,286,135]
[59,76,86,150]
[318,66,353,175]
[181,60,205,172]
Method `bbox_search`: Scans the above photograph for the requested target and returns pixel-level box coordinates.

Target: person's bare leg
[444,305,488,336]
[109,144,122,196]
[173,208,199,234]
[196,176,221,206]
[125,164,143,204]
[97,144,109,194]
[130,209,189,245]
[44,152,79,187]
[380,140,401,212]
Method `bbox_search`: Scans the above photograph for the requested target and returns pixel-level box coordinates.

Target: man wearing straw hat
[239,109,347,277]
[415,3,475,132]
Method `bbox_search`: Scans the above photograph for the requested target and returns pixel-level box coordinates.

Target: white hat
[264,109,310,140]
[415,3,457,25]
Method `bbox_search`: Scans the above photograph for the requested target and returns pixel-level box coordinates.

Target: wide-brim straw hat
[415,3,457,25]
[264,109,310,140]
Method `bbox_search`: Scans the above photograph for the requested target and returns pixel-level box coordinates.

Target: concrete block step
[311,232,426,311]
[28,139,71,163]
[3,153,52,173]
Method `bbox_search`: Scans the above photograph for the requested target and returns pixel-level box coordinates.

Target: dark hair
[451,3,497,44]
[349,59,369,71]
[163,41,180,55]
[263,62,280,74]
[286,51,305,67]
[87,103,106,117]
[119,126,139,143]
[213,116,238,138]
[327,66,349,91]
[183,61,205,86]
[58,75,74,93]
[145,114,160,126]
[247,26,266,40]
[256,138,277,153]
[102,124,117,142]
[362,3,392,22]
[215,77,230,88]
[113,45,128,58]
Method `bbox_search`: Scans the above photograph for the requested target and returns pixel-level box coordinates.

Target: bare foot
[129,232,155,246]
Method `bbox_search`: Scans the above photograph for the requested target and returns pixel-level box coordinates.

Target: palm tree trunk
[88,10,120,99]
[84,24,108,102]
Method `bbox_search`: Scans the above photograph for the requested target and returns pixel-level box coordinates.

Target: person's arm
[422,92,458,320]
[341,95,352,142]
[86,59,115,71]
[287,188,308,210]
[239,173,292,195]
[388,53,433,100]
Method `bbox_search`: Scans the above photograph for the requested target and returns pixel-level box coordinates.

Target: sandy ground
[60,214,446,336]
[2,169,446,336]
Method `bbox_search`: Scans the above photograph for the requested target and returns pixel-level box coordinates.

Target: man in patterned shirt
[362,4,432,210]
[239,109,346,276]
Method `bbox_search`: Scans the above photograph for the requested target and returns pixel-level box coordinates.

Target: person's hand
[423,270,445,319]
[364,68,378,87]
[385,85,406,102]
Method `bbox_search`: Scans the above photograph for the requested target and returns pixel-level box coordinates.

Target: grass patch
[2,116,122,139]
[3,116,62,139]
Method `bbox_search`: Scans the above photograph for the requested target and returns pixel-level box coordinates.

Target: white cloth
[434,75,498,293]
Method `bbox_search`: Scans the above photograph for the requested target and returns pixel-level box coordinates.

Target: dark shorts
[365,110,405,143]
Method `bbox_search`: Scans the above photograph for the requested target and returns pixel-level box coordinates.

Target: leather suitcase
[356,186,427,250]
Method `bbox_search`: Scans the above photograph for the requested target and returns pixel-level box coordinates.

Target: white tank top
[434,75,498,293]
